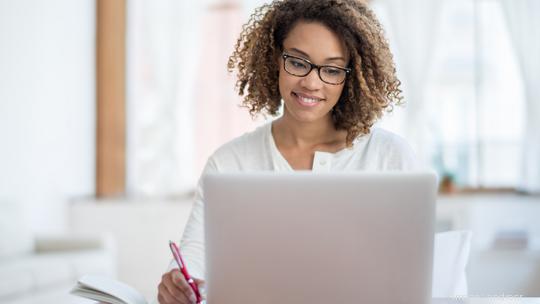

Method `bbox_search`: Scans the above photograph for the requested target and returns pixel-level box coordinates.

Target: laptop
[203,172,437,304]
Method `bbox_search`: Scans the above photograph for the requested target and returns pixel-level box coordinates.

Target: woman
[157,0,416,303]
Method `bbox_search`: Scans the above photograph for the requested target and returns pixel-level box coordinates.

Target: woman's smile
[292,91,325,107]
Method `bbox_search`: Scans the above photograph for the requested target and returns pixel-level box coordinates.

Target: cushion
[0,254,73,298]
[0,250,116,299]
[0,256,34,298]
[0,199,34,259]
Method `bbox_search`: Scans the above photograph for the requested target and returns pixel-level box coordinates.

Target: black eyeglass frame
[282,53,351,85]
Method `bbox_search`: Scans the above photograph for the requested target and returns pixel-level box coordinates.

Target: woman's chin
[283,109,331,125]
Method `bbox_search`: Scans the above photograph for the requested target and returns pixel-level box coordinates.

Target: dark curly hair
[228,0,402,146]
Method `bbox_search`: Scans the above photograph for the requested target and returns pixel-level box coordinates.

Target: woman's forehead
[282,21,349,63]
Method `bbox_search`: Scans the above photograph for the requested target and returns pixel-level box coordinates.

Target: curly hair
[228,0,402,146]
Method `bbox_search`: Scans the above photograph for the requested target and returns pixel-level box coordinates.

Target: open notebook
[71,275,147,304]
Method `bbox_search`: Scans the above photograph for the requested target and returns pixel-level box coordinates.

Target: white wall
[0,0,96,234]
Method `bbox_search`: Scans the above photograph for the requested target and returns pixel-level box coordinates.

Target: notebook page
[75,275,147,304]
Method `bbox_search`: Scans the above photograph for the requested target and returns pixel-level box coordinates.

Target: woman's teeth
[300,96,318,103]
[294,92,322,105]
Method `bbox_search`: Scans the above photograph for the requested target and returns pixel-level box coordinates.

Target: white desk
[433,298,540,303]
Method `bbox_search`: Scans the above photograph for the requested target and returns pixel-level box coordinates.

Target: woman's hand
[157,269,205,304]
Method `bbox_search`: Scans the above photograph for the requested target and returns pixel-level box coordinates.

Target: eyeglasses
[282,53,351,85]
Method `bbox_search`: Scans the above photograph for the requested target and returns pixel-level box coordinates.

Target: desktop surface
[433,298,539,304]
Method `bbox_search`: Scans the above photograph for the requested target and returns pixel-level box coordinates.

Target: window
[126,0,529,196]
[126,0,266,197]
[376,0,525,189]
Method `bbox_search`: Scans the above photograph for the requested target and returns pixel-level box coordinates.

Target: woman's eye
[290,59,307,69]
[323,67,343,76]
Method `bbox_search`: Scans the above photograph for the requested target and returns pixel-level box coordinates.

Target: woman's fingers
[160,270,192,303]
[193,278,206,300]
[170,270,197,303]
[157,269,203,303]
[158,281,179,303]
[193,278,205,287]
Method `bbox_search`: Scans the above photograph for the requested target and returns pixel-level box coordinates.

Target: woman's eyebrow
[326,56,347,63]
[287,47,347,63]
[287,48,310,58]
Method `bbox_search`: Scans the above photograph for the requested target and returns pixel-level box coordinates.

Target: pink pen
[169,241,202,303]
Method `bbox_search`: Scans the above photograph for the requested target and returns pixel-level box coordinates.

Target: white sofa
[0,200,117,304]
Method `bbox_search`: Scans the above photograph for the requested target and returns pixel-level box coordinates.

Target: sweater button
[320,160,327,166]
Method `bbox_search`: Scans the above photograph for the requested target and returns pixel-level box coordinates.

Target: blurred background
[1,0,539,303]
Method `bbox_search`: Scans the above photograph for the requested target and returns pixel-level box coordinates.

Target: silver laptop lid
[204,172,437,304]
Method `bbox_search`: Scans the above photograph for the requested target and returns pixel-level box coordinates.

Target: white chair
[433,230,472,297]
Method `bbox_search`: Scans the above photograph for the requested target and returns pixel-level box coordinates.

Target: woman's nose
[299,68,324,90]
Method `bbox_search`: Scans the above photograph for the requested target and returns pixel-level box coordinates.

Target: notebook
[70,275,147,304]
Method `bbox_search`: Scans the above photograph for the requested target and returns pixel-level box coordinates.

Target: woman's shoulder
[354,127,419,170]
[213,122,269,155]
[206,122,271,171]
[365,127,412,150]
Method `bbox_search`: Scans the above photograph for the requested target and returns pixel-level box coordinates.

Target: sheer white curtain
[375,0,528,189]
[193,1,261,178]
[377,0,443,165]
[499,0,540,194]
[127,0,207,196]
[127,0,262,197]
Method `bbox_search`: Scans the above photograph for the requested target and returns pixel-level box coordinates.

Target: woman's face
[278,21,349,125]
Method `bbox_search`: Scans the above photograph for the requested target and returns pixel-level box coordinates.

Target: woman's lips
[292,92,324,107]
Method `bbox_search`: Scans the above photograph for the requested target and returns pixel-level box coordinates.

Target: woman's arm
[157,158,218,303]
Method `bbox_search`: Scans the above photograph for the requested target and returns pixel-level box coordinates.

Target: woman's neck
[272,114,346,149]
